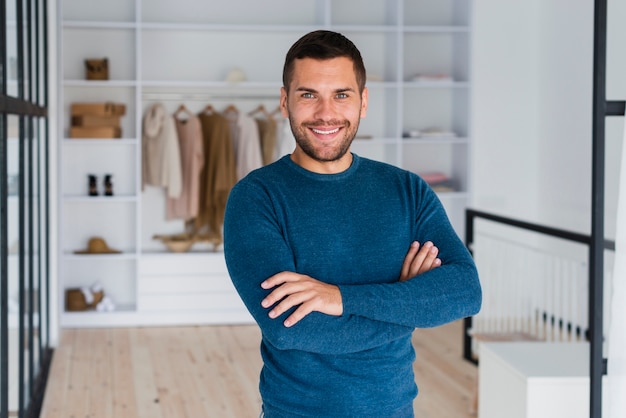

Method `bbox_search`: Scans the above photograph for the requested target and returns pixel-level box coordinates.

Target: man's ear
[280,87,289,118]
[360,87,368,118]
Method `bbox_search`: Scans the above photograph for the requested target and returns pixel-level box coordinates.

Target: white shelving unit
[58,0,472,327]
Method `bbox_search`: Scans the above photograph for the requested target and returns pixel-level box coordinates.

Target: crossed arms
[261,240,442,327]
[224,175,481,355]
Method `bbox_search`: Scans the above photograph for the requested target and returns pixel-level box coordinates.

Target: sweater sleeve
[224,179,413,355]
[339,183,482,328]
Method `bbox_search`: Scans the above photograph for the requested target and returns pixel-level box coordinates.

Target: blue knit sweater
[224,154,481,418]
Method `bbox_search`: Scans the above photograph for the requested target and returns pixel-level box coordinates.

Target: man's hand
[261,272,343,327]
[399,241,441,282]
[260,242,439,327]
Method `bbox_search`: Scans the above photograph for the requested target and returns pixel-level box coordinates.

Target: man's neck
[290,149,353,174]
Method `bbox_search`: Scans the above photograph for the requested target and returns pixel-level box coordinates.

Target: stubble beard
[288,117,360,163]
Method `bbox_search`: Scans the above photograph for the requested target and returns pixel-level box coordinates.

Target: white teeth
[312,127,339,135]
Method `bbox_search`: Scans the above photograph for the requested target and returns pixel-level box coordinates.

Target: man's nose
[313,97,336,121]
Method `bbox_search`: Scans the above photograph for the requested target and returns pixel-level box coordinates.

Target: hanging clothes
[255,117,278,166]
[249,104,278,166]
[223,107,263,180]
[142,103,182,198]
[274,117,296,161]
[194,110,237,243]
[166,112,204,221]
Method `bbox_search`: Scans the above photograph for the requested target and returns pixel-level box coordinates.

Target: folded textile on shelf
[420,172,456,192]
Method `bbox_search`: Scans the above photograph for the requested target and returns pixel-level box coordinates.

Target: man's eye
[302,93,314,99]
[336,93,348,99]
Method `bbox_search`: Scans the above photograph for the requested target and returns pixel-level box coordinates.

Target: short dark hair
[282,30,367,94]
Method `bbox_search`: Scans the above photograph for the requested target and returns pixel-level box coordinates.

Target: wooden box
[71,102,126,117]
[71,114,121,128]
[70,126,122,139]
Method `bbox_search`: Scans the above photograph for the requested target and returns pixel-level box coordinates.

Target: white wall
[471,0,603,235]
[605,0,626,241]
[535,0,594,233]
[471,1,542,222]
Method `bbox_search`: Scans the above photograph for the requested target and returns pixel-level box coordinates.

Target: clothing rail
[141,92,281,102]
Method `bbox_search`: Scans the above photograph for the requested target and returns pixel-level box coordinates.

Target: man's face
[280,56,368,173]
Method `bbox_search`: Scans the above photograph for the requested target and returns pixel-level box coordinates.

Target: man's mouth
[311,127,340,135]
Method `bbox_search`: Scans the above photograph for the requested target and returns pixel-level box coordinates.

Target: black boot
[104,174,114,196]
[88,174,98,196]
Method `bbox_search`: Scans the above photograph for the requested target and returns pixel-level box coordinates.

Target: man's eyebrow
[294,87,356,93]
[295,87,318,93]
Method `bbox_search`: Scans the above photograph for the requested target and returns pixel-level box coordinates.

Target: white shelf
[319,25,400,33]
[63,252,138,260]
[140,80,283,89]
[63,20,136,29]
[403,81,470,88]
[402,136,470,144]
[437,191,470,200]
[63,79,138,87]
[402,25,470,33]
[63,195,138,202]
[63,138,137,144]
[140,250,224,256]
[56,22,471,34]
[139,22,323,32]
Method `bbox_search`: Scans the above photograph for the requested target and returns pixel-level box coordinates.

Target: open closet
[58,0,472,327]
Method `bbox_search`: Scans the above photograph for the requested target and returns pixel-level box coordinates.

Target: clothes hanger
[248,104,271,118]
[201,103,215,115]
[223,104,239,114]
[173,103,193,120]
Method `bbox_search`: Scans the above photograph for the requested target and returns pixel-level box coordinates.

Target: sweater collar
[281,153,360,181]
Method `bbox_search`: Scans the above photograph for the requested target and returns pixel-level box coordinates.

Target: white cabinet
[137,254,252,324]
[58,0,472,326]
[478,342,608,418]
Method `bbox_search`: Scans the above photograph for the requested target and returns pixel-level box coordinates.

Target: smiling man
[224,30,482,418]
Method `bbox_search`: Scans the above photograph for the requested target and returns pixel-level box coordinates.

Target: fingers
[271,292,315,327]
[400,241,420,281]
[415,241,440,274]
[261,272,300,309]
[261,273,343,327]
[399,241,441,282]
[261,271,294,290]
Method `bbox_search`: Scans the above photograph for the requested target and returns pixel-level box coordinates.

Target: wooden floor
[40,319,477,418]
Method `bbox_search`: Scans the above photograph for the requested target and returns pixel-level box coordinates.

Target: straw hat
[74,237,121,254]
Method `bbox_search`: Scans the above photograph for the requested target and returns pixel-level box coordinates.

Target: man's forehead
[290,57,358,84]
